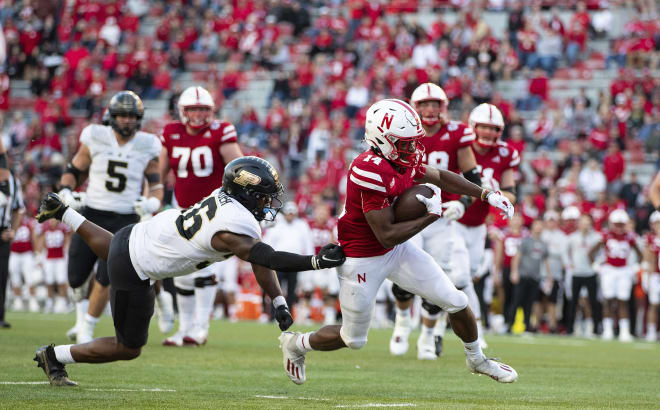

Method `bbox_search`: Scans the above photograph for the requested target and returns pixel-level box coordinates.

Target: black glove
[274,305,294,331]
[311,244,346,270]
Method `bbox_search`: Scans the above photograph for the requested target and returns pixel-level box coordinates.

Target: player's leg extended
[647,274,659,341]
[164,274,195,346]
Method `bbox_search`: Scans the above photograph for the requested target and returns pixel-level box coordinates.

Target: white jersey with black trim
[128,189,261,281]
[81,124,161,214]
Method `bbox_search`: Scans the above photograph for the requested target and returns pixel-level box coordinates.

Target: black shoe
[0,321,10,328]
[33,344,78,386]
[434,335,443,357]
[36,193,68,223]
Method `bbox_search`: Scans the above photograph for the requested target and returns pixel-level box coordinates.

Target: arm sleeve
[248,242,314,272]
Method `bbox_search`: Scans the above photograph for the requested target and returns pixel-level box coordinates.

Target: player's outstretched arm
[364,206,438,249]
[650,172,660,211]
[213,231,345,272]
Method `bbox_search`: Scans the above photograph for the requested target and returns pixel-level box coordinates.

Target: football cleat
[466,356,518,383]
[163,331,186,347]
[183,327,208,346]
[602,327,614,341]
[417,334,437,360]
[618,331,633,343]
[36,193,68,223]
[279,332,306,385]
[33,345,78,386]
[389,315,411,356]
[434,335,444,357]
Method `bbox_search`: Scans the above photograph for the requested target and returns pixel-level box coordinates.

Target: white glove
[58,188,86,211]
[416,184,443,217]
[486,190,514,219]
[441,200,465,221]
[134,196,161,218]
[0,191,7,207]
[482,177,500,192]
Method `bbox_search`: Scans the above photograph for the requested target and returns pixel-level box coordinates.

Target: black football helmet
[222,156,284,221]
[108,90,144,138]
[101,108,110,126]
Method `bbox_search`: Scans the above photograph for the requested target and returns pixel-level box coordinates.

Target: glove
[415,183,443,217]
[58,188,86,211]
[441,200,465,221]
[312,244,346,269]
[486,190,514,219]
[0,191,7,207]
[274,304,294,331]
[133,196,161,218]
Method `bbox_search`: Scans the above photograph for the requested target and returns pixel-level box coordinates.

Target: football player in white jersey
[56,91,164,344]
[33,156,345,386]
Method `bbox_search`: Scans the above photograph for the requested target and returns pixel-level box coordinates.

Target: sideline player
[279,99,518,385]
[159,85,243,346]
[9,214,41,312]
[589,210,642,341]
[389,83,482,360]
[644,211,660,342]
[40,219,72,313]
[33,156,345,386]
[455,103,518,342]
[57,91,163,343]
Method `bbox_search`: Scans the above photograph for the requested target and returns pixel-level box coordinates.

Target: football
[393,185,434,222]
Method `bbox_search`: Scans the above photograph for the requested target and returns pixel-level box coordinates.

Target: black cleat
[33,345,78,386]
[0,320,10,328]
[434,335,443,358]
[36,193,68,223]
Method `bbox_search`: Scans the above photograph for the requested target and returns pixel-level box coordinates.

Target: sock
[62,208,86,231]
[434,311,448,337]
[194,286,216,331]
[585,318,594,335]
[75,299,89,328]
[375,302,387,323]
[228,304,237,320]
[296,332,314,353]
[603,317,613,334]
[421,324,434,339]
[84,313,99,329]
[176,293,195,333]
[619,318,630,335]
[395,306,411,319]
[648,323,657,337]
[476,319,484,340]
[54,345,75,364]
[463,339,484,361]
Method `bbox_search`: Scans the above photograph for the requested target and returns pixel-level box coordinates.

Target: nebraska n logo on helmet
[410,83,449,126]
[222,156,284,222]
[469,103,505,149]
[364,99,425,168]
[107,90,144,138]
[178,86,215,130]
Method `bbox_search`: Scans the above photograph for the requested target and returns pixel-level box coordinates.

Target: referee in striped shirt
[0,142,25,329]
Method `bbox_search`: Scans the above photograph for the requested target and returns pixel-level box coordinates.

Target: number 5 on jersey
[106,160,128,192]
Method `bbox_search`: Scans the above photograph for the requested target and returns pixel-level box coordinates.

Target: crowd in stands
[0,0,659,339]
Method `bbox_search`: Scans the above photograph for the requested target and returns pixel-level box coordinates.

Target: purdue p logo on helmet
[222,157,284,221]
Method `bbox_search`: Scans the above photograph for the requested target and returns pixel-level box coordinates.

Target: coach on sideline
[0,140,26,329]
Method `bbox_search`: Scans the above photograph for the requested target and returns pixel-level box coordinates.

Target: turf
[1,312,658,409]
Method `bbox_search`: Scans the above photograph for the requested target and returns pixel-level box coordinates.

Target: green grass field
[1,312,659,409]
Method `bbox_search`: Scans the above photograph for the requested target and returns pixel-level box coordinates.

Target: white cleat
[28,298,40,313]
[467,357,518,383]
[12,298,25,312]
[279,332,306,385]
[646,332,657,342]
[389,316,411,356]
[155,292,175,334]
[602,328,614,341]
[183,327,208,346]
[618,331,633,343]
[163,330,186,347]
[66,325,78,341]
[417,334,437,360]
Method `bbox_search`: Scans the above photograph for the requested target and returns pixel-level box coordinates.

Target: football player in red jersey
[9,215,41,312]
[389,83,485,360]
[589,210,642,341]
[644,211,660,342]
[279,98,518,385]
[40,219,72,313]
[159,86,243,346]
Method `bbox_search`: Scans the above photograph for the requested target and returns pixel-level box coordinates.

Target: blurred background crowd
[0,0,659,340]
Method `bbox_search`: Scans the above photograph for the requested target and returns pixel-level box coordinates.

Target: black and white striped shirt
[0,173,24,230]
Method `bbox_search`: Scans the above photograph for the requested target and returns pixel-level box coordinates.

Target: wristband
[480,188,490,201]
[272,295,287,308]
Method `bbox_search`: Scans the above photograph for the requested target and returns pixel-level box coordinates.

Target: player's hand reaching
[274,305,294,331]
[441,200,465,221]
[416,183,443,217]
[485,190,514,219]
[312,244,346,269]
[133,196,161,219]
[57,188,86,211]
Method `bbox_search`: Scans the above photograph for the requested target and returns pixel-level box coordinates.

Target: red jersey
[602,230,636,267]
[338,150,425,257]
[501,232,522,268]
[308,218,337,254]
[459,141,520,226]
[11,218,39,253]
[419,120,475,201]
[43,223,70,259]
[161,120,238,208]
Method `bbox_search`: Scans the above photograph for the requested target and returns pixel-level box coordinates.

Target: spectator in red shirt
[603,142,625,194]
[566,1,590,67]
[519,68,548,111]
[63,40,90,70]
[152,64,172,98]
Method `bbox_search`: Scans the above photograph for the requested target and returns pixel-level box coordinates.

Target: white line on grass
[86,388,176,392]
[0,382,50,385]
[255,395,330,401]
[335,404,417,408]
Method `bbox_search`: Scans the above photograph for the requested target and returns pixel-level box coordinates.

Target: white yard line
[86,388,176,392]
[0,381,50,385]
[335,404,417,408]
[255,395,330,401]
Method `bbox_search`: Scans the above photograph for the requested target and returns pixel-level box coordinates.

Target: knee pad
[194,275,217,288]
[391,283,414,302]
[421,298,442,319]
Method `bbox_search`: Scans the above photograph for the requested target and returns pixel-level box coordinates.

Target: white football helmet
[410,83,449,126]
[178,86,215,129]
[609,209,629,225]
[364,99,425,168]
[468,103,505,149]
